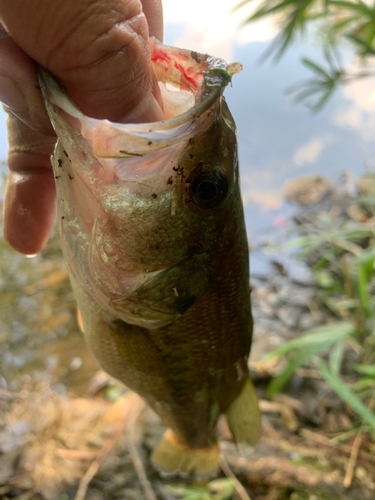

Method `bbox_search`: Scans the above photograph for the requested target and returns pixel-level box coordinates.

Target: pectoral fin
[110,252,213,328]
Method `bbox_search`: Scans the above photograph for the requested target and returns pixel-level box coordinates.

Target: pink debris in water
[274,214,286,227]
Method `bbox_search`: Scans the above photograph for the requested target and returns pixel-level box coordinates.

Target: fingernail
[120,92,165,124]
[0,76,54,135]
[0,75,24,111]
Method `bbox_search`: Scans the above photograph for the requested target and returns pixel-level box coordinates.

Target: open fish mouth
[39,39,242,329]
[40,39,241,158]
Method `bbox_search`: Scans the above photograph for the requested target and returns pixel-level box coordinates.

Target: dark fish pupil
[196,180,218,201]
[192,171,228,209]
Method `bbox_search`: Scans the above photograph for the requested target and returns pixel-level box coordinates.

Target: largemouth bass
[39,40,260,476]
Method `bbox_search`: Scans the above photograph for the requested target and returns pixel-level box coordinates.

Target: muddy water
[0,208,101,395]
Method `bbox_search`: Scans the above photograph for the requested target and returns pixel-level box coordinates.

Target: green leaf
[165,480,235,500]
[247,0,303,22]
[269,234,326,253]
[265,321,357,360]
[236,0,328,59]
[328,236,365,255]
[208,479,235,500]
[333,17,361,32]
[330,0,374,15]
[301,58,331,77]
[356,245,375,266]
[230,0,257,14]
[232,0,375,112]
[166,485,211,500]
[357,195,375,206]
[311,86,336,112]
[352,378,375,390]
[268,349,313,395]
[357,263,370,311]
[315,358,375,429]
[325,297,361,313]
[329,339,345,374]
[355,246,375,312]
[352,363,375,377]
[346,34,375,55]
[266,322,356,395]
[337,228,373,240]
[292,85,328,105]
[313,268,336,288]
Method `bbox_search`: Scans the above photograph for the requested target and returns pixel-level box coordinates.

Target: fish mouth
[38,38,239,159]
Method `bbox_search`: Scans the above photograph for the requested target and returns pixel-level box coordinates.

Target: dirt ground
[1,364,375,500]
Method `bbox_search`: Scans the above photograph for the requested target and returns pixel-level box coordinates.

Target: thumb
[0,0,164,124]
[0,0,164,255]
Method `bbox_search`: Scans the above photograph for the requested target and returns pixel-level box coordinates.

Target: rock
[277,307,301,330]
[283,176,332,205]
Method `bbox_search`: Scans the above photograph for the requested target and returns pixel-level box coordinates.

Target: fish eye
[192,171,228,209]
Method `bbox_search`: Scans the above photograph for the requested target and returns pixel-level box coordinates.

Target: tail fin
[225,377,261,451]
[151,429,219,477]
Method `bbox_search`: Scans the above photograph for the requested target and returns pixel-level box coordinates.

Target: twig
[343,394,375,487]
[301,428,375,462]
[0,389,28,400]
[258,400,284,413]
[55,449,98,460]
[343,430,364,488]
[126,398,158,500]
[219,453,252,500]
[74,394,136,500]
[295,367,323,380]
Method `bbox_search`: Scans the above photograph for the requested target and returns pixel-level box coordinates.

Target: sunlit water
[1,2,374,392]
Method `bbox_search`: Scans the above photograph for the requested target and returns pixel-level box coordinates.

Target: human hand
[0,0,163,255]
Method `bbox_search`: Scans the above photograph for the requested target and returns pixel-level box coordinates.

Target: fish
[39,39,261,476]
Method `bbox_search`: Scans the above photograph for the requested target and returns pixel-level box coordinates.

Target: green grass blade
[329,340,345,375]
[301,58,330,77]
[333,17,360,31]
[265,321,356,359]
[346,34,375,55]
[229,0,257,14]
[352,378,375,391]
[357,263,369,312]
[268,349,313,395]
[292,86,327,105]
[357,195,375,206]
[352,363,375,377]
[315,358,375,429]
[356,245,375,265]
[311,88,336,112]
[330,0,373,14]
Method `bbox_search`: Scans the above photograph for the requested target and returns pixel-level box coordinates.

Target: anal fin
[225,377,261,452]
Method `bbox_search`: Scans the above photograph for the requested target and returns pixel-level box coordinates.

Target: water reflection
[0,7,374,389]
[0,212,100,393]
